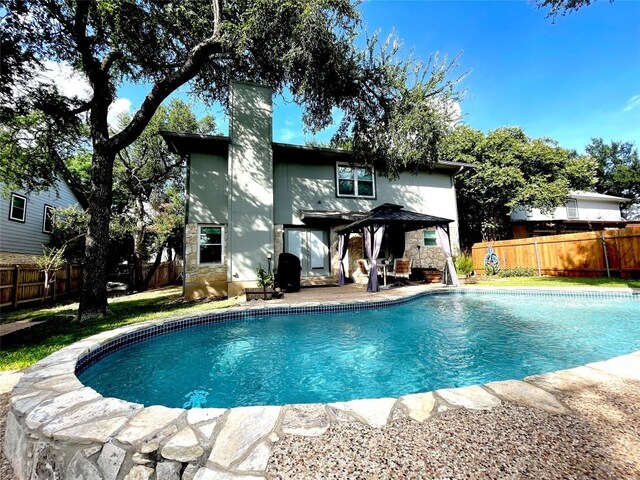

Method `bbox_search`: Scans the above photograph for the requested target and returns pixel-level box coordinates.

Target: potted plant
[245,264,274,300]
[453,253,475,282]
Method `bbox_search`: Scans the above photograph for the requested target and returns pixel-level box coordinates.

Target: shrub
[499,267,536,278]
[454,254,475,276]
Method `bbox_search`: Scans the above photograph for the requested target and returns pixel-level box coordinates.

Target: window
[566,199,578,219]
[336,163,375,198]
[423,228,437,247]
[42,205,55,233]
[9,193,27,222]
[198,225,223,264]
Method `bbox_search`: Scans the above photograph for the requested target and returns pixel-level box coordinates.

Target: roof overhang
[160,131,230,157]
[300,210,368,226]
[159,131,474,174]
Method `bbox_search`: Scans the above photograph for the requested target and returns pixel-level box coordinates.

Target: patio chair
[354,259,369,284]
[389,258,412,283]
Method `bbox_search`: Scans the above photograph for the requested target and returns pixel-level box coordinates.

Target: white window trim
[42,205,55,233]
[335,162,376,199]
[566,199,579,220]
[197,224,224,265]
[9,193,27,222]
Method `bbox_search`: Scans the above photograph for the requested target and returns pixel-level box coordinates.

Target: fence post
[534,240,542,277]
[12,264,19,308]
[601,234,610,277]
[67,264,72,296]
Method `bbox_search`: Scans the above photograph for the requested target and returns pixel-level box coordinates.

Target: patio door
[285,229,330,277]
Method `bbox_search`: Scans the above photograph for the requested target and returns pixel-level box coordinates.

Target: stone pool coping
[4,286,640,480]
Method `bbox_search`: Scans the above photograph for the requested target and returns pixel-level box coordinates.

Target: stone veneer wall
[184,223,228,299]
[403,230,447,270]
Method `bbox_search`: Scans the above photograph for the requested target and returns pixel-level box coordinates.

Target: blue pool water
[78,293,640,408]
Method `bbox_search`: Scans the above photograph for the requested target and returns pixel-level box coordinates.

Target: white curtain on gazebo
[364,223,385,292]
[436,226,460,287]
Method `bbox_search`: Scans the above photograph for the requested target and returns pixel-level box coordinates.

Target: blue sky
[119,0,640,154]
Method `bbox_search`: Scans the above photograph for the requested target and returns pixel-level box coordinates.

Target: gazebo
[335,203,459,291]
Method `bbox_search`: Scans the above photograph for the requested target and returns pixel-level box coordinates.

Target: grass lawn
[0,286,236,371]
[468,276,640,289]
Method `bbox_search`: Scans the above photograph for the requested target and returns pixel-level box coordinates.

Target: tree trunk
[77,148,116,320]
[133,196,147,292]
[142,245,165,290]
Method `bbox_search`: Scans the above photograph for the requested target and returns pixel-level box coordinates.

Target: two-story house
[162,82,468,299]
[510,191,633,238]
[0,180,83,264]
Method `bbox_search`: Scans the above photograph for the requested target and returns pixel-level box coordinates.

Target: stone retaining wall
[4,287,639,480]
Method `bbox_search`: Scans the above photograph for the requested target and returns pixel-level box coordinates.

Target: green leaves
[586,138,640,217]
[446,126,598,247]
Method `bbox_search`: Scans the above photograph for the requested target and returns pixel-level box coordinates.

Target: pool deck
[2,284,639,479]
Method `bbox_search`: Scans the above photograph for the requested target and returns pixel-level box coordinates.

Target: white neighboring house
[0,180,84,264]
[510,191,633,238]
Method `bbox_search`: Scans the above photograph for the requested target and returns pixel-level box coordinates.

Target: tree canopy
[535,0,611,17]
[442,126,597,249]
[586,138,640,219]
[1,0,463,319]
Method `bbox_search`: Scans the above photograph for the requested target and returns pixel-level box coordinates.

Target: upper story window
[423,228,437,247]
[42,205,55,233]
[198,225,224,264]
[9,193,27,222]
[336,163,375,198]
[566,199,578,219]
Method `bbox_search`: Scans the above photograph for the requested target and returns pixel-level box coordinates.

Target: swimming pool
[78,291,640,408]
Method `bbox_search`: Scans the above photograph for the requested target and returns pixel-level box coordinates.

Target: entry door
[285,229,330,277]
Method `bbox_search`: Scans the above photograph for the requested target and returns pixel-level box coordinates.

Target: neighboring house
[0,180,83,264]
[510,191,632,239]
[162,81,469,299]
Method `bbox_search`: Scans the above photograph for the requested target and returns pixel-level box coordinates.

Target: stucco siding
[188,153,229,224]
[273,162,460,250]
[0,180,81,258]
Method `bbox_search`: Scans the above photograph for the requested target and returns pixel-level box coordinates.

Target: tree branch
[109,1,222,151]
[101,50,123,74]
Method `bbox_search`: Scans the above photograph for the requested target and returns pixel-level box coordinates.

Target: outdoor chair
[353,259,370,284]
[389,258,412,282]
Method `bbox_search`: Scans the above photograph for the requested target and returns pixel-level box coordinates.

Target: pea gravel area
[267,377,640,479]
[1,393,13,480]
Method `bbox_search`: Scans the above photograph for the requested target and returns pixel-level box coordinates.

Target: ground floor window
[423,228,437,247]
[199,225,223,264]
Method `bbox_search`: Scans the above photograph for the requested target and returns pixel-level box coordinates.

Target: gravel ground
[0,393,15,480]
[267,377,640,479]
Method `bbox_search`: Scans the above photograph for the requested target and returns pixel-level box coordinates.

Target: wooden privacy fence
[143,260,182,290]
[471,228,640,278]
[0,264,81,309]
[0,260,182,309]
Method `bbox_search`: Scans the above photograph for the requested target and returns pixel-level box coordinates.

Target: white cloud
[623,94,640,112]
[38,61,92,101]
[28,61,131,128]
[107,98,133,129]
[278,127,300,143]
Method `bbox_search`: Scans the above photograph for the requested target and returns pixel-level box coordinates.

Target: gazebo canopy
[335,203,453,235]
